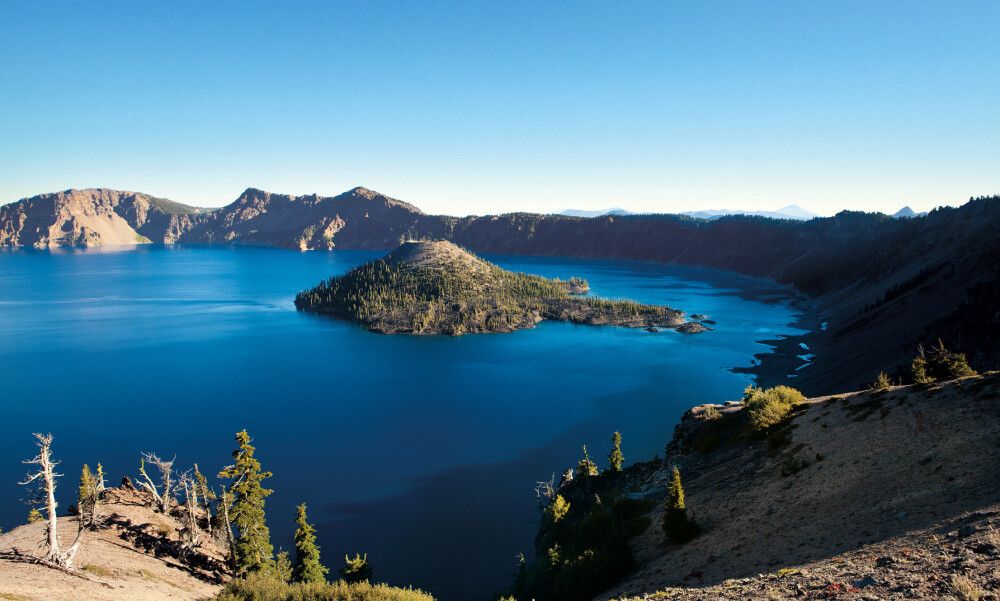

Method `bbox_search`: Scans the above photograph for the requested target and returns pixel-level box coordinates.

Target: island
[294,240,705,335]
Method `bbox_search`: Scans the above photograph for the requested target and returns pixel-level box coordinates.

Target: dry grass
[951,574,983,601]
[82,563,116,578]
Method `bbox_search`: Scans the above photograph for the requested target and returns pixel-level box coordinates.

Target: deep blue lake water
[0,246,804,600]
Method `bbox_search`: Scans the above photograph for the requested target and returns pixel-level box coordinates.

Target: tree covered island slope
[295,240,705,335]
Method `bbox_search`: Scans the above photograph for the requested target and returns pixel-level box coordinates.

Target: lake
[0,245,804,600]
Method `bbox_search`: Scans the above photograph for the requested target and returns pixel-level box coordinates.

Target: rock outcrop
[0,189,209,247]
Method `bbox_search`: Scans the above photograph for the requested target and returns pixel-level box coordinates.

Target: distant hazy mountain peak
[775,204,818,219]
[892,206,927,218]
[681,204,819,221]
[560,207,632,218]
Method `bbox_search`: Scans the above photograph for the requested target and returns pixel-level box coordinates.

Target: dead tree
[219,485,236,570]
[20,433,82,567]
[137,452,175,513]
[193,463,214,535]
[178,471,202,550]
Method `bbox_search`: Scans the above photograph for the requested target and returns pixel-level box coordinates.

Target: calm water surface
[0,246,804,600]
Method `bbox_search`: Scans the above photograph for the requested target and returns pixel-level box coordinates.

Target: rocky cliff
[0,189,209,247]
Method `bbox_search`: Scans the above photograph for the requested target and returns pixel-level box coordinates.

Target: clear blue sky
[1,1,997,216]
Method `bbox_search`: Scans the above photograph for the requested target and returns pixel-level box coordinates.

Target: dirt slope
[0,484,227,601]
[602,373,1000,600]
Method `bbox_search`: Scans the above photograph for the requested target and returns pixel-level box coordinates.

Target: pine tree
[576,445,598,477]
[27,507,43,523]
[274,550,293,583]
[292,503,328,584]
[662,467,699,543]
[544,494,571,524]
[95,463,106,492]
[78,464,96,529]
[608,431,624,472]
[218,430,274,576]
[341,553,373,584]
[912,349,932,384]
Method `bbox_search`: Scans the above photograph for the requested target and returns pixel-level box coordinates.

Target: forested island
[294,240,702,335]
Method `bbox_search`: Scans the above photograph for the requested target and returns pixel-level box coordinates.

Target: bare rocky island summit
[294,240,708,335]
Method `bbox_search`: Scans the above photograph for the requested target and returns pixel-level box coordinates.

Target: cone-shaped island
[295,240,707,335]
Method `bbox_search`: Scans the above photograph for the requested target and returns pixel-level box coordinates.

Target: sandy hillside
[0,484,227,601]
[602,373,1000,600]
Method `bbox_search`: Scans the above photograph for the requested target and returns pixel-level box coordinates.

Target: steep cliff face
[0,189,209,247]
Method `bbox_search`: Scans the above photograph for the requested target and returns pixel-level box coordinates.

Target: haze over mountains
[2,186,998,394]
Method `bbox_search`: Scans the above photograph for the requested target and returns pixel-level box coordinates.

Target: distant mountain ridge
[680,204,819,221]
[2,186,997,393]
[559,204,819,220]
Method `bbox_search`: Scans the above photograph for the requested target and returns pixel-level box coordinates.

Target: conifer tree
[193,464,215,534]
[576,445,598,477]
[218,430,274,576]
[95,463,106,492]
[608,431,624,472]
[912,344,933,384]
[27,507,43,523]
[78,464,97,529]
[292,503,328,584]
[544,494,571,524]
[662,467,699,543]
[274,550,293,583]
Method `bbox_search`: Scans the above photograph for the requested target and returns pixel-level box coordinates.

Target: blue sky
[1,1,997,216]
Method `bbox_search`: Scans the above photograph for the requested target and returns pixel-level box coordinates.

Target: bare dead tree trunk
[20,433,82,567]
[193,463,213,535]
[220,486,236,570]
[137,453,175,513]
[178,472,201,548]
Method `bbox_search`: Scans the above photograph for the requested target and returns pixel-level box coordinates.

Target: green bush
[871,371,892,391]
[341,553,373,584]
[215,573,434,601]
[743,385,806,431]
[912,340,978,383]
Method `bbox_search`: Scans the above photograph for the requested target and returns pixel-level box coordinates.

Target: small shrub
[341,553,373,584]
[951,574,983,601]
[871,371,892,391]
[81,564,115,578]
[702,406,722,420]
[575,445,598,477]
[215,573,433,601]
[743,386,805,431]
[912,340,978,384]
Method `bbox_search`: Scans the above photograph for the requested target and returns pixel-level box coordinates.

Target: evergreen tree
[292,503,328,584]
[608,431,624,472]
[274,550,292,583]
[662,467,699,543]
[575,445,598,477]
[912,350,933,384]
[218,430,274,576]
[78,464,96,529]
[341,553,373,584]
[27,507,43,524]
[95,463,106,492]
[544,494,571,524]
